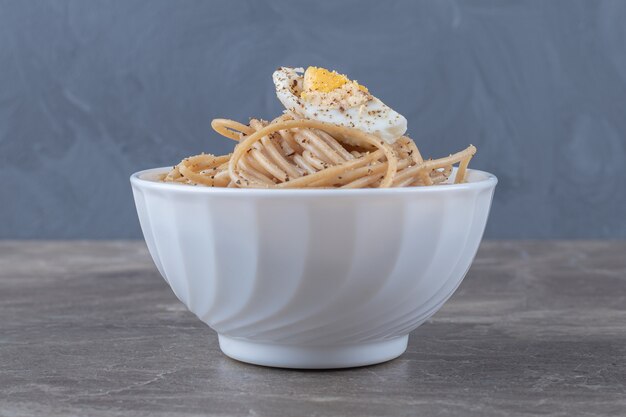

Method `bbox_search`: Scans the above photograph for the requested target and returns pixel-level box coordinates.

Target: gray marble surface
[1,241,625,416]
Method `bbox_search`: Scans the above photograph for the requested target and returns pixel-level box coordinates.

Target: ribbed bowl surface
[131,168,496,349]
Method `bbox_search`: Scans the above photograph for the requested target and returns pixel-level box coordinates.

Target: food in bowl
[131,66,497,369]
[162,66,476,189]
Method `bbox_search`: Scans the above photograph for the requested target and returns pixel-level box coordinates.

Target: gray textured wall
[1,0,625,239]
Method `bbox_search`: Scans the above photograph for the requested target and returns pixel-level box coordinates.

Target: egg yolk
[301,66,369,98]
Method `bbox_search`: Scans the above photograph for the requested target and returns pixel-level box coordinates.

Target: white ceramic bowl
[131,167,497,369]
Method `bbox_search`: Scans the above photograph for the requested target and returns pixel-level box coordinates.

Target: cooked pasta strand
[163,117,476,188]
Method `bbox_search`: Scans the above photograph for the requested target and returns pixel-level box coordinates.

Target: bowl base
[218,334,408,369]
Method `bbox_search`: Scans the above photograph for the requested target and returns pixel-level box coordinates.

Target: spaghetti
[163,114,476,189]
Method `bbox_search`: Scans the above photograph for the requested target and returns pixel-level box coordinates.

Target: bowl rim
[130,166,497,195]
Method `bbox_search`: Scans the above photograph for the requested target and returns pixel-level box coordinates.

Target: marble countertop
[1,241,625,416]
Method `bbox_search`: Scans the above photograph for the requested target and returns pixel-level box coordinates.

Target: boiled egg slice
[272,66,408,144]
